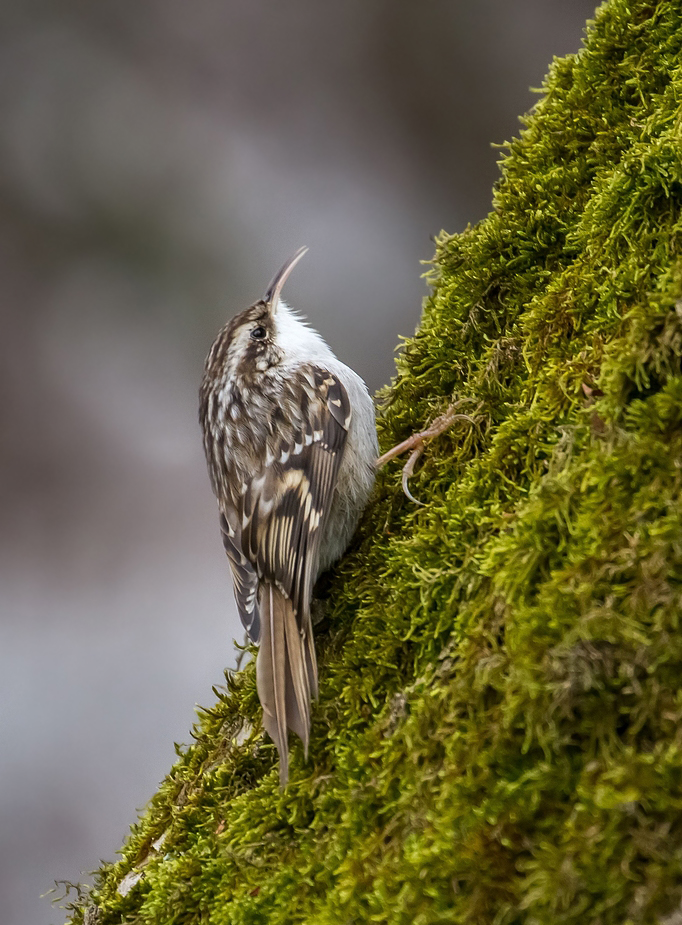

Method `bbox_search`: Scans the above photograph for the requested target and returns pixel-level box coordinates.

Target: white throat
[274,301,337,369]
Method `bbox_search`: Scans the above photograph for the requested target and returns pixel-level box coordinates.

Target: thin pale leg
[375,402,478,504]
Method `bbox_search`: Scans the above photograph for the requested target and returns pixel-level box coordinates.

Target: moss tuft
[69,2,682,922]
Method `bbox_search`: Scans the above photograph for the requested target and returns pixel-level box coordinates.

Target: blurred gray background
[0,2,596,922]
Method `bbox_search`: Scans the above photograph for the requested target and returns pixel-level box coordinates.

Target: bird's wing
[218,368,349,645]
[241,368,351,626]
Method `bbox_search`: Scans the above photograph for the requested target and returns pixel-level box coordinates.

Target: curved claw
[402,447,426,506]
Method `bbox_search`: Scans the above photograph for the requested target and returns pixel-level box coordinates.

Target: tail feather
[283,601,311,754]
[256,585,288,774]
[256,584,318,785]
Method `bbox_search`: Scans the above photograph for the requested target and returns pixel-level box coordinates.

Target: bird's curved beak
[264,246,309,314]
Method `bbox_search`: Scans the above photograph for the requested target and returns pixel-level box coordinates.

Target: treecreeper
[199,247,378,784]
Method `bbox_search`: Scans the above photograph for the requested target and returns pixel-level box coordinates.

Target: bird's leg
[375,401,478,504]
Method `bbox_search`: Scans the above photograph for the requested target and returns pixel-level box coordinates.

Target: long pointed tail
[256,583,318,785]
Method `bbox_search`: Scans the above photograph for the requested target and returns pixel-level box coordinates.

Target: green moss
[68,2,682,922]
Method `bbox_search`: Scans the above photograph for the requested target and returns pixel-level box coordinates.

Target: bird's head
[205,246,334,385]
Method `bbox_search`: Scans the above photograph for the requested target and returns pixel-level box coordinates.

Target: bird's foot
[375,400,478,505]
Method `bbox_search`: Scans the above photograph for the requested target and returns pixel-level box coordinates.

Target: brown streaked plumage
[200,247,377,784]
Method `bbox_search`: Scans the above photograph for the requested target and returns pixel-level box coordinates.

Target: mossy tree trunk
[70,2,682,922]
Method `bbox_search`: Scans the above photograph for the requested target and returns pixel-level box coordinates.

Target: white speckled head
[264,246,336,368]
[205,247,339,385]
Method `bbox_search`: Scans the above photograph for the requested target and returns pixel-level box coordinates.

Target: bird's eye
[250,325,267,340]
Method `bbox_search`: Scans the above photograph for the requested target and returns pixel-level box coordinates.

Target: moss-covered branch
[69,1,682,921]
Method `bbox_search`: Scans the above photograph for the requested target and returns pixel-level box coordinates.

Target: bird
[199,247,378,784]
